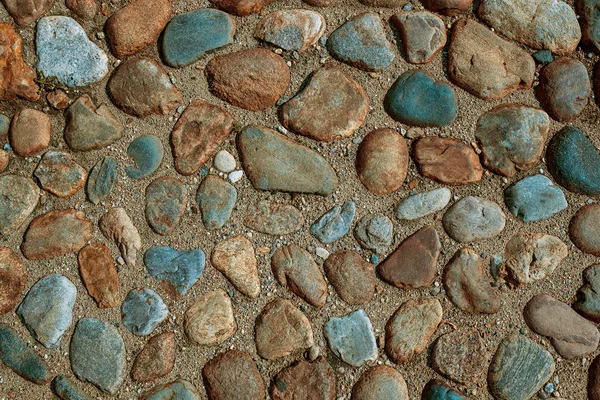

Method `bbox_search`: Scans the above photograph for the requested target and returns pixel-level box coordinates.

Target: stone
[237,125,337,195]
[385,298,443,364]
[205,48,289,110]
[355,128,408,194]
[78,243,119,309]
[65,95,123,151]
[0,115,7,133]
[131,332,176,382]
[122,289,168,336]
[203,350,265,400]
[171,100,233,176]
[310,201,355,243]
[272,244,328,307]
[0,247,26,315]
[432,328,488,384]
[488,333,555,400]
[498,232,568,287]
[105,0,171,59]
[504,175,567,222]
[51,375,89,400]
[162,9,235,68]
[243,200,304,235]
[144,246,205,295]
[0,150,7,172]
[448,19,535,100]
[214,150,236,173]
[442,196,505,242]
[422,380,468,400]
[326,13,395,72]
[413,137,483,185]
[533,50,554,64]
[0,25,39,100]
[47,89,70,109]
[70,317,126,394]
[145,177,187,236]
[108,58,183,118]
[359,0,407,5]
[353,214,393,253]
[304,0,334,6]
[421,0,471,14]
[255,10,325,52]
[272,358,336,400]
[254,298,314,359]
[536,58,591,121]
[547,126,600,196]
[352,366,408,400]
[1,0,55,25]
[580,0,600,52]
[324,309,378,367]
[443,248,501,314]
[196,175,237,230]
[396,188,451,220]
[212,235,259,298]
[143,380,201,400]
[184,289,236,346]
[99,207,141,267]
[575,264,600,322]
[34,151,87,197]
[36,16,108,87]
[478,0,581,55]
[524,294,599,359]
[0,175,39,236]
[87,156,117,204]
[126,135,163,179]
[10,108,50,156]
[324,251,375,305]
[65,0,96,20]
[0,326,48,384]
[209,0,275,16]
[391,11,446,64]
[280,63,369,141]
[21,209,92,260]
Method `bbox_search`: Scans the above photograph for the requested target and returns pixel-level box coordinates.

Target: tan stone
[211,235,260,298]
[78,243,119,309]
[184,289,236,346]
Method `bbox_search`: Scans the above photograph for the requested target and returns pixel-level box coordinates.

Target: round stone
[352,366,408,400]
[126,135,164,179]
[196,175,237,230]
[184,289,236,346]
[571,204,600,257]
[0,175,39,236]
[324,251,375,305]
[575,264,600,323]
[131,332,176,382]
[9,108,50,156]
[243,200,304,235]
[122,288,168,336]
[421,0,471,14]
[413,137,482,185]
[310,201,355,244]
[214,150,236,173]
[442,196,506,242]
[431,328,488,384]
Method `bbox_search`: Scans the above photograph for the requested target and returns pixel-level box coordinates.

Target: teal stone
[144,246,205,294]
[0,114,10,135]
[575,264,600,322]
[547,126,600,195]
[384,70,458,127]
[0,326,49,384]
[52,375,89,400]
[162,9,235,68]
[145,177,187,235]
[196,175,237,230]
[126,135,164,179]
[422,380,468,400]
[532,50,553,64]
[311,200,355,243]
[87,156,117,204]
[504,175,567,222]
[143,379,201,400]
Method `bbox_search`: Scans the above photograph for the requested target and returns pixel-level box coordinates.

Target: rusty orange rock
[0,24,39,101]
[78,243,119,309]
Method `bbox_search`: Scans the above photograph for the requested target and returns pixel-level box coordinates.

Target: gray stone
[575,264,600,322]
[396,188,451,220]
[87,156,117,204]
[144,246,205,295]
[0,326,49,384]
[122,289,168,336]
[0,175,39,236]
[353,213,393,253]
[310,201,356,243]
[52,375,89,400]
[126,135,164,179]
[504,175,567,222]
[65,95,123,151]
[243,200,304,235]
[143,380,201,400]
[213,150,236,173]
[324,309,378,367]
[196,175,237,230]
[442,196,506,242]
[391,11,446,64]
[145,176,188,236]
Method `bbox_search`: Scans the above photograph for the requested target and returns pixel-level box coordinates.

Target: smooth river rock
[65,95,123,151]
[396,188,451,220]
[324,251,375,305]
[99,207,141,267]
[34,151,87,197]
[391,11,446,64]
[212,235,260,298]
[131,333,176,384]
[0,247,26,315]
[196,175,237,230]
[413,137,482,185]
[145,177,188,236]
[570,204,600,256]
[352,366,408,400]
[0,326,48,384]
[325,309,377,367]
[203,350,266,399]
[255,9,325,52]
[442,196,505,242]
[432,328,488,384]
[0,175,39,236]
[78,243,119,309]
[271,356,335,400]
[144,246,205,295]
[310,201,355,244]
[122,289,168,336]
[504,174,567,222]
[184,289,236,346]
[243,200,304,235]
[575,264,600,322]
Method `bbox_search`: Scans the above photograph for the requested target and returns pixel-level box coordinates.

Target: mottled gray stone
[324,309,378,367]
[144,246,205,295]
[396,188,451,220]
[310,201,355,243]
[442,196,506,242]
[504,175,567,222]
[86,156,117,204]
[122,289,168,336]
[0,326,49,384]
[353,213,393,253]
[0,175,39,236]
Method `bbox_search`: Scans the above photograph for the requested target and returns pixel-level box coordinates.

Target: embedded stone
[442,196,506,242]
[391,11,446,64]
[396,188,451,220]
[126,135,164,179]
[196,175,237,230]
[353,214,393,254]
[78,243,119,309]
[432,328,488,384]
[351,366,408,400]
[209,0,275,16]
[51,375,89,400]
[504,174,567,222]
[1,0,55,25]
[575,264,600,322]
[143,380,201,400]
[413,137,482,185]
[243,200,304,235]
[131,332,176,383]
[34,151,87,197]
[271,356,335,400]
[0,24,39,100]
[99,207,141,267]
[144,246,205,295]
[145,176,188,236]
[0,247,26,315]
[86,156,117,204]
[255,9,325,52]
[324,251,375,305]
[0,326,48,384]
[0,175,39,236]
[203,350,265,399]
[122,289,168,336]
[324,309,378,367]
[65,95,123,151]
[10,108,50,156]
[310,201,355,244]
[211,235,260,298]
[184,289,236,346]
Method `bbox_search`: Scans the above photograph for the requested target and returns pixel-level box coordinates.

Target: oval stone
[324,251,375,305]
[196,175,237,230]
[575,264,600,322]
[442,196,505,242]
[352,366,408,400]
[243,200,304,235]
[271,356,335,400]
[310,201,355,244]
[392,11,446,64]
[431,328,488,384]
[10,109,50,156]
[324,309,378,367]
[185,289,236,346]
[131,332,176,383]
[570,204,600,256]
[122,289,168,336]
[65,95,123,151]
[413,137,482,185]
[87,156,117,204]
[145,176,188,236]
[0,247,26,315]
[142,380,200,400]
[255,9,325,52]
[504,175,567,222]
[126,135,164,179]
[78,243,119,309]
[99,207,141,267]
[396,188,451,220]
[144,246,205,295]
[208,0,275,16]
[0,327,49,384]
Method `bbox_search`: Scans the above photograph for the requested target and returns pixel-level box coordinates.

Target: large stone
[432,328,488,384]
[421,0,471,15]
[0,326,48,384]
[324,251,375,305]
[78,243,119,309]
[396,188,451,220]
[65,95,123,151]
[391,11,446,64]
[212,235,260,298]
[575,264,600,322]
[1,0,55,25]
[99,207,141,267]
[86,156,117,204]
[203,350,266,399]
[579,0,600,52]
[271,356,335,400]
[196,175,237,230]
[243,200,304,235]
[0,247,26,315]
[413,137,482,185]
[255,9,325,52]
[144,246,205,295]
[209,0,275,16]
[0,24,39,100]
[10,108,50,156]
[34,151,87,197]
[122,289,168,336]
[324,309,378,367]
[126,135,164,179]
[145,177,188,236]
[0,175,39,236]
[351,366,408,400]
[131,332,176,383]
[184,289,236,346]
[504,175,567,222]
[442,196,505,242]
[310,201,355,244]
[143,380,201,400]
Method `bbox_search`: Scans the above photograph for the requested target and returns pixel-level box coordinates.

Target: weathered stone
[209,0,275,16]
[575,264,600,322]
[184,289,236,346]
[504,175,567,222]
[396,188,451,220]
[255,9,325,52]
[1,0,55,26]
[271,356,335,400]
[590,355,600,400]
[432,328,488,384]
[203,350,266,400]
[244,200,304,235]
[0,247,26,315]
[131,332,176,382]
[145,177,187,236]
[324,251,375,305]
[65,95,123,151]
[126,135,163,179]
[0,326,48,384]
[46,89,70,109]
[422,380,468,400]
[144,246,205,295]
[353,214,393,254]
[442,196,505,242]
[122,289,168,336]
[0,24,39,100]
[0,175,39,236]
[310,201,355,244]
[10,108,50,156]
[51,375,89,400]
[143,380,201,400]
[392,11,446,64]
[34,151,87,197]
[78,243,119,309]
[99,207,141,267]
[579,0,600,52]
[352,366,408,400]
[325,309,378,367]
[421,0,471,15]
[212,235,260,298]
[413,137,482,185]
[87,156,117,204]
[196,175,237,230]
[65,0,95,19]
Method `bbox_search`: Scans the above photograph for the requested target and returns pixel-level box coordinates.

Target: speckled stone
[122,289,168,336]
[144,246,205,295]
[145,176,188,236]
[352,366,408,400]
[34,151,87,198]
[504,175,567,222]
[99,207,141,267]
[271,356,335,400]
[143,380,201,400]
[212,235,260,298]
[0,326,48,384]
[51,375,89,400]
[570,204,600,256]
[324,251,375,305]
[432,328,488,384]
[243,200,304,235]
[196,175,237,230]
[203,351,265,400]
[311,201,355,243]
[575,264,600,322]
[255,9,325,52]
[396,188,451,220]
[325,309,378,367]
[422,380,468,400]
[0,175,39,236]
[78,243,119,309]
[353,214,393,253]
[184,289,236,346]
[65,95,123,151]
[86,156,117,204]
[442,196,505,242]
[131,332,176,383]
[0,247,26,315]
[126,135,164,179]
[391,11,446,64]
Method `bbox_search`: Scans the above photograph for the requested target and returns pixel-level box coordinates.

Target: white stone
[396,187,451,220]
[228,170,243,183]
[214,150,236,173]
[315,247,330,259]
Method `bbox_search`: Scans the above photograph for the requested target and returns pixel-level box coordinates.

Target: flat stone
[144,246,205,295]
[212,235,260,298]
[432,328,488,384]
[243,200,304,235]
[396,188,451,220]
[391,11,446,64]
[209,0,275,16]
[99,207,141,267]
[255,9,324,52]
[65,0,95,20]
[385,71,457,127]
[108,58,183,118]
[0,247,26,315]
[272,244,327,307]
[214,150,236,173]
[2,0,55,25]
[196,175,237,230]
[422,380,468,400]
[143,380,201,400]
[444,248,501,314]
[51,375,89,400]
[10,108,50,156]
[47,89,70,109]
[324,251,375,305]
[448,18,535,100]
[355,128,408,194]
[131,332,176,382]
[271,356,335,400]
[442,196,505,242]
[478,0,581,55]
[203,350,265,400]
[145,177,187,236]
[353,214,393,253]
[524,293,599,359]
[475,104,549,177]
[21,209,92,260]
[488,333,555,400]
[280,63,369,141]
[34,151,87,197]
[378,226,441,289]
[575,264,600,322]
[352,366,408,400]
[237,125,337,195]
[324,309,378,367]
[0,326,48,384]
[504,175,567,222]
[105,0,171,59]
[65,95,123,151]
[327,12,395,72]
[310,201,355,243]
[205,48,289,110]
[580,0,600,52]
[122,288,168,336]
[126,135,164,179]
[254,298,314,359]
[184,289,236,346]
[87,156,117,204]
[385,298,443,364]
[421,0,471,15]
[70,317,126,394]
[36,16,108,87]
[162,9,235,68]
[0,24,39,100]
[78,243,119,309]
[0,175,39,236]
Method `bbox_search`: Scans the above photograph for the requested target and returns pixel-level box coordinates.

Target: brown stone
[392,12,446,64]
[34,151,87,198]
[0,25,38,100]
[205,48,290,111]
[1,0,56,25]
[78,243,119,309]
[105,0,172,59]
[131,332,176,382]
[421,0,471,15]
[46,90,70,109]
[0,247,27,315]
[432,328,488,384]
[184,289,236,346]
[271,357,336,400]
[352,366,408,400]
[590,355,600,400]
[303,0,333,5]
[65,0,96,19]
[170,100,233,176]
[0,175,39,236]
[10,109,50,157]
[377,226,440,289]
[21,209,93,260]
[0,150,9,172]
[324,251,375,305]
[413,136,483,185]
[570,204,600,256]
[356,128,408,194]
[99,207,142,267]
[203,350,266,400]
[209,0,275,16]
[211,235,260,298]
[243,200,304,235]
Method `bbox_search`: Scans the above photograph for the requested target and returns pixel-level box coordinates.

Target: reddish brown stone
[352,366,408,400]
[0,25,39,100]
[303,0,334,5]
[413,136,483,185]
[46,90,70,109]
[209,0,276,16]
[131,332,176,382]
[432,328,488,384]
[271,356,336,400]
[0,149,9,172]
[324,251,375,305]
[421,0,472,15]
[203,350,266,399]
[34,151,87,198]
[65,0,96,19]
[570,204,600,256]
[78,243,119,309]
[590,355,600,400]
[0,247,27,315]
[10,109,50,157]
[1,0,56,25]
